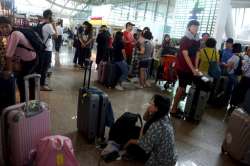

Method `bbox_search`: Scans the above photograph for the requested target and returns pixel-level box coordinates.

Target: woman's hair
[245,46,249,52]
[143,94,171,134]
[83,21,93,34]
[162,34,171,47]
[43,9,53,19]
[0,16,12,25]
[143,27,150,32]
[187,20,200,28]
[205,38,217,48]
[232,43,242,53]
[113,31,123,48]
[142,30,153,40]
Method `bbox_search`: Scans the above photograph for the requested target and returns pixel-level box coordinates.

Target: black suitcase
[0,73,16,114]
[77,60,109,142]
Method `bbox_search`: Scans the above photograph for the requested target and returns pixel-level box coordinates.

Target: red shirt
[175,36,200,73]
[123,31,134,57]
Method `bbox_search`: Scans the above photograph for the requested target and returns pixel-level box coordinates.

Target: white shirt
[242,55,250,77]
[56,25,63,36]
[227,54,240,74]
[42,23,55,52]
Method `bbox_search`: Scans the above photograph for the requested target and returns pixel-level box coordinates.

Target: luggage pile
[0,74,79,166]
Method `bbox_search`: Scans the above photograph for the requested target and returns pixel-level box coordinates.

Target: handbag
[204,49,221,79]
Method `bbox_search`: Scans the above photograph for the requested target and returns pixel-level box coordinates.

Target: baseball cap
[226,38,234,44]
[126,22,135,27]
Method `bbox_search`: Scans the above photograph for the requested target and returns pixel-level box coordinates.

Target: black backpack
[33,23,47,40]
[108,112,143,147]
[234,56,243,76]
[15,28,46,53]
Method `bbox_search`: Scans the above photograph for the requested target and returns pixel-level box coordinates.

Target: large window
[171,0,219,38]
[232,8,250,41]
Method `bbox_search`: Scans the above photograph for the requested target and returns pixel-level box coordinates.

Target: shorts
[139,59,150,69]
[177,70,193,88]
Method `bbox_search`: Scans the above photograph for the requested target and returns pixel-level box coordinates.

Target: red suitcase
[0,74,51,166]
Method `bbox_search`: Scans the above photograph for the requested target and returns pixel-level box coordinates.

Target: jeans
[226,73,238,96]
[38,51,52,86]
[115,61,128,82]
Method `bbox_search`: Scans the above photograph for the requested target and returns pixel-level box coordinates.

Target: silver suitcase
[184,86,210,122]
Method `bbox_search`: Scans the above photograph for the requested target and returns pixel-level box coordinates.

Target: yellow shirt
[198,48,220,74]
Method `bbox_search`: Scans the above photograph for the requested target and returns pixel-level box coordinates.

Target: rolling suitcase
[0,72,16,114]
[184,76,212,122]
[104,62,120,88]
[98,61,106,83]
[1,74,51,166]
[243,89,250,114]
[77,60,109,142]
[222,108,250,165]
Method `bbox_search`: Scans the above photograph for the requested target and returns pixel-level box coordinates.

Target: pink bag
[31,135,79,166]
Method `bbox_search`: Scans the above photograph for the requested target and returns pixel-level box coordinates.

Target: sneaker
[135,84,144,89]
[115,85,124,91]
[40,86,53,91]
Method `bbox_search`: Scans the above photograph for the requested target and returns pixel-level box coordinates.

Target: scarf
[184,30,200,41]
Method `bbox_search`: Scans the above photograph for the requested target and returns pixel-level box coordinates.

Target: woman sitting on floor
[125,94,177,166]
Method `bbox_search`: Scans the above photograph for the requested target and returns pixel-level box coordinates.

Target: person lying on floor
[124,94,177,166]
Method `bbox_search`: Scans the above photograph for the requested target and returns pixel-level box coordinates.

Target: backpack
[28,135,79,166]
[108,112,143,148]
[234,56,243,76]
[15,28,46,53]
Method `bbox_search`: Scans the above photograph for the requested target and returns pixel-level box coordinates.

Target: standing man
[170,20,201,118]
[39,9,57,91]
[123,22,135,67]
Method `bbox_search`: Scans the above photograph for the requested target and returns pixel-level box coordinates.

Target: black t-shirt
[113,41,124,62]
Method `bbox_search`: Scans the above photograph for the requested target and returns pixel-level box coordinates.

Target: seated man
[125,94,177,166]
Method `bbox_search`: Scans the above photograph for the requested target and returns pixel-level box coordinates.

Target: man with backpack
[0,16,37,102]
[37,9,58,91]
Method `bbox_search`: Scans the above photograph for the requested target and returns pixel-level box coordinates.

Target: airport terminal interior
[0,0,250,166]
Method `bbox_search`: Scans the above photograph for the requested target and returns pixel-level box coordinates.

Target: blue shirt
[221,48,233,64]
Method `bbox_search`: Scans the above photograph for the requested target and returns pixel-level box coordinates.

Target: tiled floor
[39,47,238,166]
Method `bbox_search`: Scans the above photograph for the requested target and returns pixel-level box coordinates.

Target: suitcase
[222,108,250,165]
[208,76,230,107]
[77,60,109,142]
[98,61,106,83]
[184,87,210,122]
[0,74,51,166]
[104,62,120,88]
[0,72,16,114]
[184,76,212,122]
[243,89,250,114]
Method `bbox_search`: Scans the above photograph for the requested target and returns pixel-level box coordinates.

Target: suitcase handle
[24,74,41,107]
[83,60,93,89]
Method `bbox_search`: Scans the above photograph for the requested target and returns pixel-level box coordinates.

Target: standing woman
[0,16,37,102]
[73,26,83,67]
[112,31,128,91]
[55,19,63,65]
[137,30,154,88]
[78,21,93,67]
[170,20,200,118]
